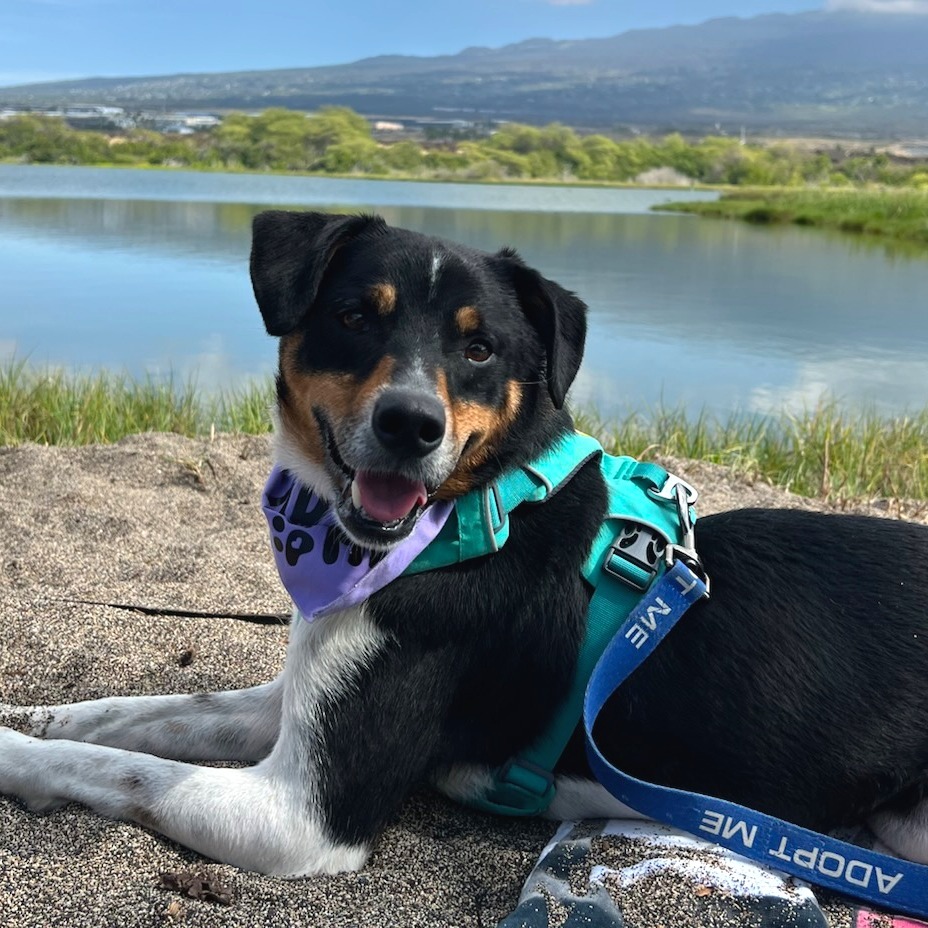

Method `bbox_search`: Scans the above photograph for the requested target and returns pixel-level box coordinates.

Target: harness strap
[471,567,647,816]
[468,459,694,816]
[405,432,604,574]
[402,430,698,816]
[584,560,928,920]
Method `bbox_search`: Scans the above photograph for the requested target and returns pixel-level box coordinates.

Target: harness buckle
[499,757,556,795]
[472,757,556,816]
[603,523,666,592]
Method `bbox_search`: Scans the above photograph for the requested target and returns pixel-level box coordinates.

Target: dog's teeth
[351,479,362,509]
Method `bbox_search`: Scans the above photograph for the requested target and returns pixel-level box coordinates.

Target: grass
[0,361,275,445]
[2,362,927,505]
[578,403,926,505]
[656,187,928,248]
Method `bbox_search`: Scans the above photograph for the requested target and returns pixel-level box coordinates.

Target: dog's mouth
[348,471,429,524]
[315,410,432,547]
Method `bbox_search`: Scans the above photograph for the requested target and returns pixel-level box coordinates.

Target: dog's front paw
[0,703,53,737]
[0,725,64,812]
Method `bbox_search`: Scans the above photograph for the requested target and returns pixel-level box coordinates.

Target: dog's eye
[339,310,368,332]
[465,340,493,364]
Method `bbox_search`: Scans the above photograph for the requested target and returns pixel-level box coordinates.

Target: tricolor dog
[2,211,928,882]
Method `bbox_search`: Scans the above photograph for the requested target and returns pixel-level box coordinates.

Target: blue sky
[1,0,924,88]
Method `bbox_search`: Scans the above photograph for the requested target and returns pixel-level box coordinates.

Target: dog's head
[251,210,587,550]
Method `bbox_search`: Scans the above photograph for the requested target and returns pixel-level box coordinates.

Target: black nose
[372,389,446,458]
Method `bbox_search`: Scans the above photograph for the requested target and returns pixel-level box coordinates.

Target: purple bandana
[262,466,453,621]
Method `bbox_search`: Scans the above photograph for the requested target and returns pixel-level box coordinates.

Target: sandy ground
[0,433,919,928]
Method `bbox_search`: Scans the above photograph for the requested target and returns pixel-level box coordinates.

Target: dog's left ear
[250,210,385,336]
[495,248,587,409]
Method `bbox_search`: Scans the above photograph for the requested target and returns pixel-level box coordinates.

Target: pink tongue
[354,471,428,523]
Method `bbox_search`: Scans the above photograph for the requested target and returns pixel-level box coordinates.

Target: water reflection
[1,169,926,417]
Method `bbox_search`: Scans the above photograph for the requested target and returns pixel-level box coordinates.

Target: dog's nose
[372,389,446,458]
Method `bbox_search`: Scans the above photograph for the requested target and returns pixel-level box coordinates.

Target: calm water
[1,164,926,419]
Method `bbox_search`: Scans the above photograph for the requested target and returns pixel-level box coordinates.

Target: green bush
[3,107,927,189]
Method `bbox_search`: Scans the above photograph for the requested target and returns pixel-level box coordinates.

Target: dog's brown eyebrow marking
[455,306,481,336]
[368,283,397,316]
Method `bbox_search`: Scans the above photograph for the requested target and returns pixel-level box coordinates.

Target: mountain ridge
[4,10,928,137]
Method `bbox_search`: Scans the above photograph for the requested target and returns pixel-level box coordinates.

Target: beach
[0,432,915,927]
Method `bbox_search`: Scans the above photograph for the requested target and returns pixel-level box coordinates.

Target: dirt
[0,432,914,928]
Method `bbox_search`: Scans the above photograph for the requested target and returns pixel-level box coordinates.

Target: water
[1,164,926,420]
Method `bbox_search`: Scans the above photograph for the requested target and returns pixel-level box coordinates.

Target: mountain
[4,11,928,136]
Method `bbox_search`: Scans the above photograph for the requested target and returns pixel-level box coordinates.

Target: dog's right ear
[250,210,385,336]
[494,248,587,410]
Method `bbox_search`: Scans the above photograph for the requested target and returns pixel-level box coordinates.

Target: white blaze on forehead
[428,250,444,300]
[393,356,432,392]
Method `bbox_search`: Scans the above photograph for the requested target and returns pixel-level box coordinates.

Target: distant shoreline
[5,161,927,252]
[0,157,715,193]
[658,187,928,250]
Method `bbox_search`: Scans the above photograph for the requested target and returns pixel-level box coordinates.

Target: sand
[0,433,917,927]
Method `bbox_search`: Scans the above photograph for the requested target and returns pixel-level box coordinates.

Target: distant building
[0,104,221,135]
[143,113,221,133]
[887,142,928,160]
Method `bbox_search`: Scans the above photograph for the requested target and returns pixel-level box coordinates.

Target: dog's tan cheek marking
[455,306,481,336]
[278,338,397,464]
[355,356,396,406]
[435,369,452,409]
[368,283,397,316]
[437,380,523,499]
[278,335,352,466]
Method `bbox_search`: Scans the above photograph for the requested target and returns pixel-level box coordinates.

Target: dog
[2,209,928,881]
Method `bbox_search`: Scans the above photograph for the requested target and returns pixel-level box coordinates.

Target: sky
[1,0,926,88]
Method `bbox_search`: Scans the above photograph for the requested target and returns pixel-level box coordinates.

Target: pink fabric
[856,911,928,927]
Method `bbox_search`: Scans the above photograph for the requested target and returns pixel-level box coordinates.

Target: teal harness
[404,431,698,816]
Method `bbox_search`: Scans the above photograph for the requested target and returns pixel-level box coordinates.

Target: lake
[1,164,926,421]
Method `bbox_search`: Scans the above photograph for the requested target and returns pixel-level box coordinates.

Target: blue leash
[583,557,928,920]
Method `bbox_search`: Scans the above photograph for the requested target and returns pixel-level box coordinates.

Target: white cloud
[748,356,928,417]
[826,0,928,12]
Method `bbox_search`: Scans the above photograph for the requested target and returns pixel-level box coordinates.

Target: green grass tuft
[0,360,274,445]
[3,362,927,505]
[573,402,928,505]
[657,187,928,248]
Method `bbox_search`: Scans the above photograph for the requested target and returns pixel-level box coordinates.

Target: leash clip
[664,483,711,596]
[649,473,699,506]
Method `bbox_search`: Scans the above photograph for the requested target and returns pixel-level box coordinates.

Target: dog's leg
[1,679,282,762]
[0,722,366,875]
[0,608,387,875]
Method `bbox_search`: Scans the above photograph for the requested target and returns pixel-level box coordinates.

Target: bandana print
[262,466,453,621]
